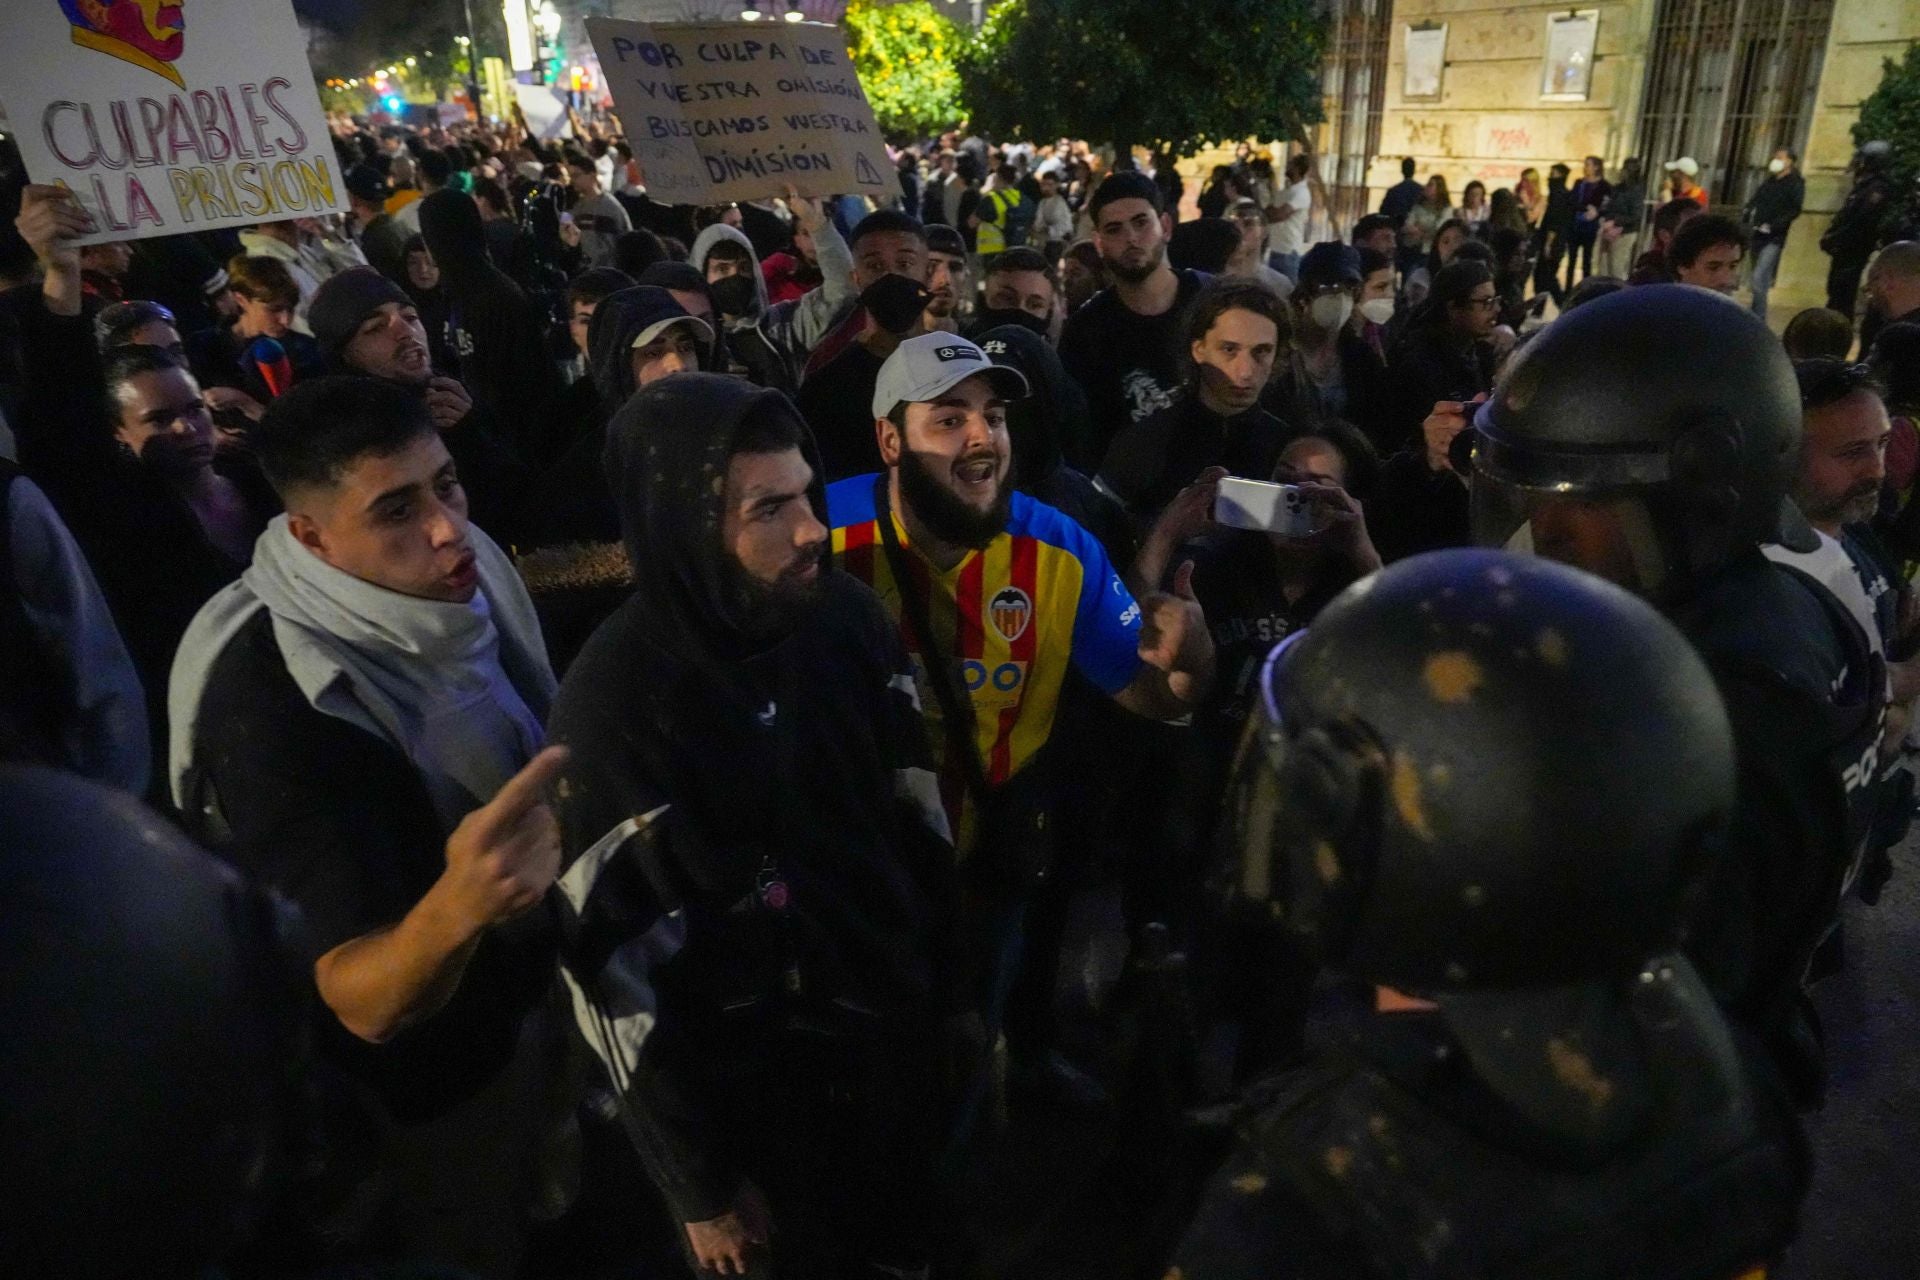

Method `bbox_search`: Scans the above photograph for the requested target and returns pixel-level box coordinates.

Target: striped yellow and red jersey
[828,475,1144,840]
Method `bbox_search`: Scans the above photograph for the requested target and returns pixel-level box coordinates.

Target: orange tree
[844,0,969,141]
[956,0,1324,161]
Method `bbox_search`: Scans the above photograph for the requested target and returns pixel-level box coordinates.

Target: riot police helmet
[1467,284,1814,601]
[0,767,308,1278]
[1225,549,1736,992]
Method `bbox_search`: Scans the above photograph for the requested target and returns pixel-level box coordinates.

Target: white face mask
[1768,158,1787,175]
[1358,297,1395,325]
[1309,294,1354,332]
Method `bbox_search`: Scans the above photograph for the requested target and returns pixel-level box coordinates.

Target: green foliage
[956,0,1325,158]
[844,0,970,140]
[1855,42,1920,205]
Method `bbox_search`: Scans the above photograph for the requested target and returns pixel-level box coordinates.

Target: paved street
[1781,827,1920,1278]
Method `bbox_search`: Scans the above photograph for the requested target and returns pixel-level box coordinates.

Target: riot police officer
[1466,284,1884,1104]
[1823,140,1898,325]
[0,766,309,1279]
[1166,549,1807,1280]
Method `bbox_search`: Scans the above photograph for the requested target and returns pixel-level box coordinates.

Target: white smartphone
[1214,477,1324,537]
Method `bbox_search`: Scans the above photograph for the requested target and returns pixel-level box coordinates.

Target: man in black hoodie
[547,374,965,1279]
[417,190,568,471]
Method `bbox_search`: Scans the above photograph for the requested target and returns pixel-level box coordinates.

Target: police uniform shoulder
[1687,556,1863,695]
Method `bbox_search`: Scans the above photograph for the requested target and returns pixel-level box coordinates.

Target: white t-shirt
[1269,179,1311,256]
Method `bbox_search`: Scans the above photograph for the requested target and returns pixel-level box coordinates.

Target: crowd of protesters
[4,101,1920,1280]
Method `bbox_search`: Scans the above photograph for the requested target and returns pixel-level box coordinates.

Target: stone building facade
[1298,0,1918,317]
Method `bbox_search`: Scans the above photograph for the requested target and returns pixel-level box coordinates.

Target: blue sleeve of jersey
[825,473,881,529]
[1067,520,1145,695]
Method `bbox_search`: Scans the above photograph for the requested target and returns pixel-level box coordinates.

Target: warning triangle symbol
[853,151,884,187]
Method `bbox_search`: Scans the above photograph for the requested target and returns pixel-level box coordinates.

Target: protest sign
[0,0,345,246]
[586,17,892,206]
[512,82,574,142]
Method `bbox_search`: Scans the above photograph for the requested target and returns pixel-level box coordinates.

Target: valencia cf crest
[989,586,1033,643]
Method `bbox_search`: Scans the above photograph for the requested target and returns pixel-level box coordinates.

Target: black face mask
[710,273,758,319]
[861,273,933,335]
[973,307,1048,337]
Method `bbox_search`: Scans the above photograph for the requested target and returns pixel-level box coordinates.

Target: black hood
[976,324,1088,485]
[601,372,829,659]
[417,189,498,295]
[586,285,695,414]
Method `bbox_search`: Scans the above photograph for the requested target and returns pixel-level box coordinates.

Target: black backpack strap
[872,474,994,808]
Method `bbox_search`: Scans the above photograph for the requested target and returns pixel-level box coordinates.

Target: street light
[783,8,804,19]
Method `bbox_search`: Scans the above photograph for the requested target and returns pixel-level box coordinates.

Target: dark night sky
[292,0,359,34]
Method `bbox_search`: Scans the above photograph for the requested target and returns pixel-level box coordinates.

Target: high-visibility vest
[977,188,1021,254]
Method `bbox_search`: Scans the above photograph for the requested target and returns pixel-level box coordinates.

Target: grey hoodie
[689,223,770,322]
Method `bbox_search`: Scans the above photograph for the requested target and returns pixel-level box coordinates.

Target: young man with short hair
[308,267,524,541]
[1058,172,1211,462]
[1628,197,1704,285]
[923,223,971,335]
[170,375,569,1279]
[563,148,633,270]
[796,210,942,481]
[1351,213,1399,261]
[973,246,1058,335]
[1671,214,1748,295]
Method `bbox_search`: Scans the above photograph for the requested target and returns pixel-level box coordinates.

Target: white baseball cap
[871,332,1030,420]
[632,313,714,351]
[1664,157,1700,177]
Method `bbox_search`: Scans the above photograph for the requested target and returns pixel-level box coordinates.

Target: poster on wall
[1541,10,1600,101]
[1403,23,1448,102]
[0,0,346,245]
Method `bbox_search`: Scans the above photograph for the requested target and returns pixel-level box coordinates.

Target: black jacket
[1385,324,1496,448]
[418,190,569,470]
[1744,172,1806,247]
[1099,391,1289,523]
[546,373,960,1224]
[182,610,557,1123]
[977,324,1135,565]
[518,285,702,550]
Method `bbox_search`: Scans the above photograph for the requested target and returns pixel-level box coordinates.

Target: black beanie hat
[308,267,412,365]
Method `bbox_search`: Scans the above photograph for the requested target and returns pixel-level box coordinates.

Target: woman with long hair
[1402,217,1470,310]
[1401,174,1454,270]
[1458,180,1490,237]
[1515,168,1544,227]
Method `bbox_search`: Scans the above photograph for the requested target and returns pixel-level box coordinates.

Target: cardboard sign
[0,0,345,245]
[513,82,574,142]
[586,17,892,206]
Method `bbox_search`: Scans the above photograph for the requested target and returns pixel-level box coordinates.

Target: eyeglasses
[1465,295,1501,310]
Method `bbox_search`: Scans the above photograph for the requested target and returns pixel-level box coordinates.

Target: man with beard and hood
[827,332,1216,1093]
[417,190,568,471]
[691,220,792,389]
[796,210,943,483]
[1059,171,1212,466]
[168,376,573,1279]
[518,285,712,551]
[547,373,967,1279]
